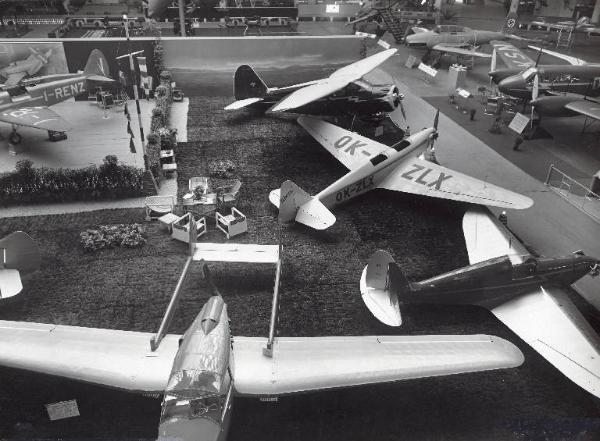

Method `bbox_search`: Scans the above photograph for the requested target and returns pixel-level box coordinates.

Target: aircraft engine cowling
[382,85,402,112]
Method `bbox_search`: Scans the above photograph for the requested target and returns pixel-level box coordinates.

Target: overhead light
[122,14,128,20]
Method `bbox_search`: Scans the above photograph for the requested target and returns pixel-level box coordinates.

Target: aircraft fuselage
[498,64,600,99]
[406,30,507,50]
[316,128,436,208]
[0,75,88,119]
[406,254,598,309]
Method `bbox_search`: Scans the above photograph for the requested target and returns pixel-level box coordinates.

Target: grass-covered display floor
[0,95,598,440]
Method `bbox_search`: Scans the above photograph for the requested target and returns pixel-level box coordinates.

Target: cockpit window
[521,67,537,81]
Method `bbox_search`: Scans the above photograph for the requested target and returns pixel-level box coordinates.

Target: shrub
[208,160,237,179]
[80,223,146,252]
[0,157,144,206]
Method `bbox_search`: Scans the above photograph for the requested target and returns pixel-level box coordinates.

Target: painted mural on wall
[0,42,68,87]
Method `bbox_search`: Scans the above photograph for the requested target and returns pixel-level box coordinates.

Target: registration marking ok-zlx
[401,163,452,190]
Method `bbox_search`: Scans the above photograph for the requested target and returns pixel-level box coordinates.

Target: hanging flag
[137,56,150,98]
[118,69,128,87]
[127,121,134,137]
[129,136,136,153]
[124,103,130,120]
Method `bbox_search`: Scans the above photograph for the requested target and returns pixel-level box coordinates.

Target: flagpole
[123,14,147,170]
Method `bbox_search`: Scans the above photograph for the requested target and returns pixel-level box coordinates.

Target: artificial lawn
[0,95,598,440]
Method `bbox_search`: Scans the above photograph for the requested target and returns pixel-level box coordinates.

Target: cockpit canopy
[521,67,538,82]
[432,24,470,34]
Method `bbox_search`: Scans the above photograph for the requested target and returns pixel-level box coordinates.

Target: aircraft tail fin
[83,49,113,82]
[501,12,519,35]
[360,250,409,326]
[270,180,336,230]
[233,65,268,100]
[0,231,41,299]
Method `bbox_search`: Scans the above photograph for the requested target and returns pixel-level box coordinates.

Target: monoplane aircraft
[225,48,406,121]
[0,47,53,88]
[360,207,600,398]
[269,113,533,230]
[405,12,522,62]
[0,49,112,144]
[0,231,40,299]
[0,256,524,440]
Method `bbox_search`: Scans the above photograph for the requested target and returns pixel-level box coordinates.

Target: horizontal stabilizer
[0,269,22,299]
[360,250,402,326]
[224,97,264,110]
[296,198,336,230]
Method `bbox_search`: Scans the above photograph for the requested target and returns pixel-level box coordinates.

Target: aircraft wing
[0,321,180,393]
[432,44,492,58]
[232,335,523,395]
[462,207,530,265]
[0,106,70,132]
[377,157,534,210]
[564,100,600,120]
[528,45,587,66]
[297,116,389,170]
[493,286,600,399]
[490,41,534,69]
[271,49,397,112]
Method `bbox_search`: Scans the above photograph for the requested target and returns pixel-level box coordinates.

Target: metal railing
[544,164,600,223]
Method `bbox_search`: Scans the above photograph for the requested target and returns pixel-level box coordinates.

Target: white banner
[418,62,438,78]
[508,112,530,134]
[377,39,391,49]
[46,400,80,421]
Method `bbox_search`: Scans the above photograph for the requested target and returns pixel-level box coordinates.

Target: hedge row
[0,156,144,206]
[146,70,176,177]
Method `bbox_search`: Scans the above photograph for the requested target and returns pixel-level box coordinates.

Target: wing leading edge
[492,286,600,398]
[0,106,70,132]
[232,335,524,396]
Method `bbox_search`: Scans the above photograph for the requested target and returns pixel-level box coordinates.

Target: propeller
[428,109,440,150]
[530,73,539,127]
[399,97,407,120]
[489,48,497,87]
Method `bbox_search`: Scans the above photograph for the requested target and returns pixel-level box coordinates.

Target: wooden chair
[216,179,242,206]
[216,207,247,239]
[171,213,207,243]
[145,196,175,221]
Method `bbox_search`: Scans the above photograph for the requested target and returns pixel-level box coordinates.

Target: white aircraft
[0,254,524,440]
[269,114,533,230]
[360,207,600,398]
[0,231,40,299]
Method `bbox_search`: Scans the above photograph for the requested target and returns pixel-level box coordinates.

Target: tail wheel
[9,132,22,145]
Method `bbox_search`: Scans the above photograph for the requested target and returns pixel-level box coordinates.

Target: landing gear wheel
[9,131,22,145]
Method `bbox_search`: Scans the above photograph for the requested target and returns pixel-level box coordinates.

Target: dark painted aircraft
[360,207,600,398]
[225,48,405,121]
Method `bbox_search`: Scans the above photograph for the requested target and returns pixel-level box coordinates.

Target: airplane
[529,16,600,36]
[0,47,53,88]
[0,231,40,299]
[268,112,533,230]
[494,44,600,100]
[224,48,406,122]
[359,206,600,398]
[0,49,113,144]
[404,12,523,64]
[0,255,524,440]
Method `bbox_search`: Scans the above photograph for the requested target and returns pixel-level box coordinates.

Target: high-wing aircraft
[269,113,533,230]
[405,12,523,62]
[0,254,524,440]
[359,206,600,398]
[224,48,406,121]
[0,49,113,144]
[0,47,53,88]
[0,231,40,299]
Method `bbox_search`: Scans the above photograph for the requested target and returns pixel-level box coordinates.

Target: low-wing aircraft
[0,231,40,299]
[0,254,524,440]
[0,49,113,144]
[224,48,406,121]
[359,207,600,398]
[529,16,600,36]
[0,47,53,88]
[269,113,533,230]
[405,12,523,62]
[495,45,600,100]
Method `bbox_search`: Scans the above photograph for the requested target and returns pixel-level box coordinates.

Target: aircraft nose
[498,75,523,95]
